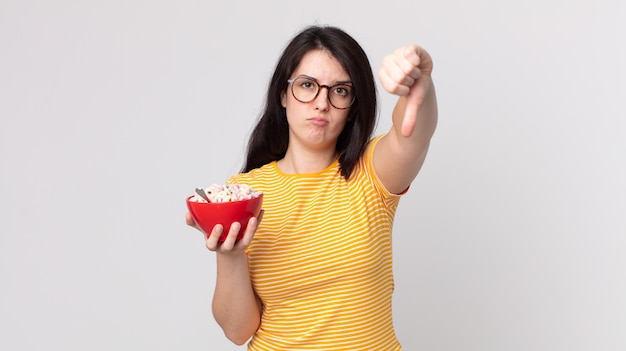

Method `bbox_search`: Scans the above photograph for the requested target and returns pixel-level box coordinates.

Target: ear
[281,91,287,108]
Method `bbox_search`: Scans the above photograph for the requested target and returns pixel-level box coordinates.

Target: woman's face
[281,49,351,153]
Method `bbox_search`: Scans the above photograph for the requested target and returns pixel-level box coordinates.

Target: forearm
[212,253,261,345]
[376,78,438,193]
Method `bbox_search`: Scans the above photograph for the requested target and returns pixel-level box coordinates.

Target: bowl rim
[186,193,263,205]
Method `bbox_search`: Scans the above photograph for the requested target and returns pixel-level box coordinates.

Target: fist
[378,44,433,96]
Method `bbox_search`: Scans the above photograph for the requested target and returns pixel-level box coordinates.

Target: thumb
[400,78,426,137]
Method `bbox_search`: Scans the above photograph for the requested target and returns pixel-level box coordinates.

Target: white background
[1,1,625,350]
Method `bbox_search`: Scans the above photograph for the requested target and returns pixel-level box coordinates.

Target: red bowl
[186,194,263,242]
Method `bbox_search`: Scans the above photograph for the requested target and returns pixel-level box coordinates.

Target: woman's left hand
[378,45,434,137]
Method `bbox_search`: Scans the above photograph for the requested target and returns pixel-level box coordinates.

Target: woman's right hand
[185,210,264,254]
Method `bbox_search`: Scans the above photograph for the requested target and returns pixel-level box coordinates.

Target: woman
[186,25,437,350]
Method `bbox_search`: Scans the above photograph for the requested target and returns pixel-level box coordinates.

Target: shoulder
[355,134,385,176]
[354,134,406,199]
[227,162,279,193]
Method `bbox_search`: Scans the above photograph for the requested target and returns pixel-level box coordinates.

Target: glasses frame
[287,75,355,110]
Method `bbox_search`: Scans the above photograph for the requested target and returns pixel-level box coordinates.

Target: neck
[278,147,337,174]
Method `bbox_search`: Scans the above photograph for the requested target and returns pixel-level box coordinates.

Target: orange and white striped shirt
[228,135,403,351]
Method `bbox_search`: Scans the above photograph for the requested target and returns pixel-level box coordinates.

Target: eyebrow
[299,74,353,85]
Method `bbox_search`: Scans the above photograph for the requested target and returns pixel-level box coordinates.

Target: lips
[308,117,329,126]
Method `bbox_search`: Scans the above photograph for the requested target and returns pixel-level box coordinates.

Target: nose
[314,86,331,111]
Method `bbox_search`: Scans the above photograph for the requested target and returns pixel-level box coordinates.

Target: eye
[299,78,317,90]
[332,85,352,97]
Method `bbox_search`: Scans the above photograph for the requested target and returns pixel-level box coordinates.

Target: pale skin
[185,44,437,345]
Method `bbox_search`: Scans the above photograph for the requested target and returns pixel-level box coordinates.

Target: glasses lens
[291,77,319,103]
[328,84,354,109]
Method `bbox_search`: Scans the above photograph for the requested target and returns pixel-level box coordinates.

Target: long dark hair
[242,25,378,180]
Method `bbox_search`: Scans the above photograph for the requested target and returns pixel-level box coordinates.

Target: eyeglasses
[287,76,355,109]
